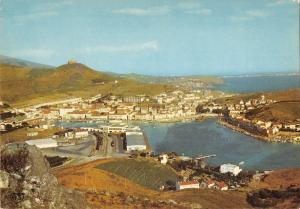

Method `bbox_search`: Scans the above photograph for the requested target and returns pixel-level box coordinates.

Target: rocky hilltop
[0,143,89,209]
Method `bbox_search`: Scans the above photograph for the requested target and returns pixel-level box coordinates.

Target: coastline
[59,116,299,145]
[217,119,300,144]
[63,115,201,124]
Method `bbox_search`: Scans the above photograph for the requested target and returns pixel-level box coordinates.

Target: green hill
[245,101,300,123]
[0,62,171,107]
[114,73,223,85]
[215,88,300,123]
[0,54,53,68]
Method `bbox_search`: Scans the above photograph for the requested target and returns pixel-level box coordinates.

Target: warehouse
[125,133,146,151]
[25,138,58,149]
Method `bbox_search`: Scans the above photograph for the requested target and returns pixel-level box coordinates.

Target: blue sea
[215,75,300,93]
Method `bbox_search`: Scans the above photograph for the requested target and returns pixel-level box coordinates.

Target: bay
[215,75,300,93]
[140,119,300,170]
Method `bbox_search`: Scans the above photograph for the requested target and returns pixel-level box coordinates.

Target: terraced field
[96,158,178,190]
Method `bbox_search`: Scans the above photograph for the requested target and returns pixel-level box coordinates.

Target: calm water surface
[139,119,300,170]
[57,119,300,170]
[216,75,300,93]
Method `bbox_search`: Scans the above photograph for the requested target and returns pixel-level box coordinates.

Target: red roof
[219,181,227,188]
[179,180,199,186]
[207,179,215,185]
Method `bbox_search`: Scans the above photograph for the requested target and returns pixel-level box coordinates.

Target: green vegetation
[215,88,300,123]
[245,101,300,123]
[0,54,53,68]
[118,73,224,85]
[0,127,61,145]
[96,158,178,190]
[215,88,300,105]
[0,63,171,107]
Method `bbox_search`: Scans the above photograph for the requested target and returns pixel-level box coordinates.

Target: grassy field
[0,127,60,145]
[119,73,224,85]
[245,101,300,123]
[162,189,250,209]
[0,63,171,107]
[215,88,300,123]
[215,88,300,105]
[96,158,178,190]
[55,158,158,196]
[54,158,252,209]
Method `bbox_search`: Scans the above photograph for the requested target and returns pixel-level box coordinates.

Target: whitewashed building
[220,163,242,176]
[160,154,168,165]
[176,180,200,190]
[59,108,75,117]
[74,129,89,138]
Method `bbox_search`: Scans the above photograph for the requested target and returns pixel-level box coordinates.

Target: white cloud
[112,6,170,16]
[245,10,269,17]
[266,0,300,6]
[177,1,202,10]
[13,0,74,22]
[14,11,58,22]
[186,8,212,15]
[81,41,159,53]
[112,2,212,16]
[177,1,212,15]
[14,49,55,59]
[230,10,269,21]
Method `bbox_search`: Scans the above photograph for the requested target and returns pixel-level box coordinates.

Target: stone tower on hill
[68,59,77,64]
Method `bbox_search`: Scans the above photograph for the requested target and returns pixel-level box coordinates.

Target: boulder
[0,143,90,209]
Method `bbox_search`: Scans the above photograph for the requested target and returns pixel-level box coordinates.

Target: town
[0,88,224,135]
[1,89,298,195]
[197,94,300,143]
[0,89,224,159]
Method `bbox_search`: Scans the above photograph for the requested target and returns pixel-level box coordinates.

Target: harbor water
[139,119,300,170]
[57,119,300,170]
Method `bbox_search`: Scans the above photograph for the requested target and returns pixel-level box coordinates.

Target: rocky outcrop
[0,143,90,209]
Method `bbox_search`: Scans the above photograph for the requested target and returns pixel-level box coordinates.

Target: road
[51,133,127,170]
[42,135,96,158]
[44,131,128,169]
[111,134,124,154]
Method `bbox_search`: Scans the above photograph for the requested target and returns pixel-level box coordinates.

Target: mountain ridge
[0,55,53,69]
[0,61,170,106]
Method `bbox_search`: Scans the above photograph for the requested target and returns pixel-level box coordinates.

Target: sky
[0,0,299,76]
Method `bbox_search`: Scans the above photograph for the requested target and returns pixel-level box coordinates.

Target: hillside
[55,157,300,209]
[0,55,53,68]
[96,158,178,190]
[216,88,300,104]
[245,101,300,123]
[55,158,251,209]
[0,62,170,106]
[215,88,300,123]
[114,73,224,85]
[248,169,300,209]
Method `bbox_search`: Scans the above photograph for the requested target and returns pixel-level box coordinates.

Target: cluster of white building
[224,95,300,142]
[15,91,218,124]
